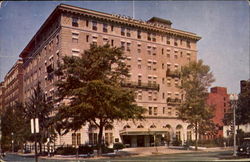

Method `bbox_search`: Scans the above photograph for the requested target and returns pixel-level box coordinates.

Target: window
[137,44,141,53]
[105,133,113,145]
[72,38,78,43]
[103,38,109,45]
[162,78,165,84]
[148,91,152,101]
[89,133,98,145]
[121,41,125,50]
[72,17,78,27]
[167,79,171,87]
[121,28,125,36]
[72,49,80,57]
[111,39,114,46]
[187,40,191,48]
[137,30,141,39]
[174,39,178,46]
[163,107,165,114]
[147,33,151,41]
[162,92,165,99]
[86,35,89,42]
[180,39,183,45]
[103,24,108,33]
[92,21,97,31]
[162,48,164,55]
[152,34,156,42]
[86,20,89,27]
[152,47,156,55]
[111,25,114,31]
[126,28,131,37]
[127,42,131,52]
[162,63,165,69]
[168,107,172,116]
[154,107,158,115]
[72,133,76,146]
[77,133,81,145]
[149,107,152,115]
[166,36,170,44]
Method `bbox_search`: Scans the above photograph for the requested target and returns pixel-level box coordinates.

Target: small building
[206,87,230,139]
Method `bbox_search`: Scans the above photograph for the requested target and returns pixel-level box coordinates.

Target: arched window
[89,124,97,131]
[150,124,156,128]
[137,124,144,128]
[123,125,131,129]
[105,124,113,131]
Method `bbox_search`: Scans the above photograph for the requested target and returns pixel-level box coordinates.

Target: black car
[237,137,250,157]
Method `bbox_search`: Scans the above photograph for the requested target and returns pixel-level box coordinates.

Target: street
[2,151,250,162]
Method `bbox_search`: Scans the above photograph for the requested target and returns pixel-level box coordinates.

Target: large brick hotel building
[16,4,201,147]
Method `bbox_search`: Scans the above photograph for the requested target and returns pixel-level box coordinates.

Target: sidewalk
[37,146,232,160]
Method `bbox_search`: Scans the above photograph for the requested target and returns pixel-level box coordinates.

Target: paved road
[2,151,250,161]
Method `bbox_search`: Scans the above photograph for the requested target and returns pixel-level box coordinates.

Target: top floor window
[152,34,156,42]
[103,24,108,33]
[174,39,178,46]
[137,30,141,39]
[92,21,97,31]
[147,33,152,41]
[126,28,131,37]
[187,41,191,48]
[121,28,125,36]
[166,36,170,44]
[72,17,78,27]
[86,20,89,27]
[111,25,114,31]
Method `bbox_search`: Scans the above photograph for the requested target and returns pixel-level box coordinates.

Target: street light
[229,94,238,157]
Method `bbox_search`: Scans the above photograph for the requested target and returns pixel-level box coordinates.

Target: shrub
[172,140,182,146]
[113,142,125,151]
[55,146,77,155]
[78,145,93,154]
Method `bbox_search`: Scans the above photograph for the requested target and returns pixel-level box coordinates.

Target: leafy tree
[55,44,146,155]
[1,102,29,151]
[24,82,55,153]
[236,84,250,124]
[177,60,215,150]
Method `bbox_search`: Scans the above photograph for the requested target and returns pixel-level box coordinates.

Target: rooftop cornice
[58,4,201,41]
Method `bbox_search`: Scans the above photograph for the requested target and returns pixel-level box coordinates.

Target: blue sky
[0,1,249,93]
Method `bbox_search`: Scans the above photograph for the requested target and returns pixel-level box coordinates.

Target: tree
[55,44,146,155]
[236,84,250,125]
[24,82,55,153]
[1,102,29,151]
[177,60,215,150]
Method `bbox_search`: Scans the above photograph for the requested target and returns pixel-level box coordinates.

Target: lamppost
[229,94,238,157]
[11,132,14,152]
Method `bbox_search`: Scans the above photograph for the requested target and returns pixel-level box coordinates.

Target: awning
[119,128,169,136]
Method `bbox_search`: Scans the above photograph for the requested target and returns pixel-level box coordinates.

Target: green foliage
[172,139,182,146]
[237,86,250,124]
[1,83,55,152]
[113,142,125,150]
[55,146,77,155]
[177,60,215,150]
[55,44,146,154]
[1,102,29,151]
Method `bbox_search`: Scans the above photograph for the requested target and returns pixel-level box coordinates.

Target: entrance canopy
[120,128,168,136]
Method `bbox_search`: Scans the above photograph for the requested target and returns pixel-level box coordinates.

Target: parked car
[237,137,250,157]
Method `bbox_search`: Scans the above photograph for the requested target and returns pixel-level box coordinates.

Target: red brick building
[206,87,230,138]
